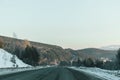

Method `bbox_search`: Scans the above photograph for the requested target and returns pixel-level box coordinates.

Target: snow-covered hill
[100,45,120,50]
[0,49,30,68]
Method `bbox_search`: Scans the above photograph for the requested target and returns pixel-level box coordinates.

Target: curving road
[0,67,106,80]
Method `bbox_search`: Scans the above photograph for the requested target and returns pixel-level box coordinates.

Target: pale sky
[0,0,120,49]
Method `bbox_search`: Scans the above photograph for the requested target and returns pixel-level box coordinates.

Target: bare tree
[22,39,31,48]
[10,33,18,67]
[13,32,17,38]
[0,38,4,48]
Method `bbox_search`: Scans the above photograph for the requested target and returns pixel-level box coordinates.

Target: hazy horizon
[1,0,120,49]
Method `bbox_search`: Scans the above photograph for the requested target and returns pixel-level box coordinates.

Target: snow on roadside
[0,48,51,76]
[0,66,51,76]
[70,67,120,80]
[0,49,30,68]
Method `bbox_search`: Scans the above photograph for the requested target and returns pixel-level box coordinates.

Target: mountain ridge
[100,45,120,50]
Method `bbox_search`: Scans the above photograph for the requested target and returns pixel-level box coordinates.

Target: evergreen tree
[84,58,95,67]
[116,48,120,69]
[11,54,16,67]
[22,45,40,66]
[77,58,81,67]
[95,59,103,68]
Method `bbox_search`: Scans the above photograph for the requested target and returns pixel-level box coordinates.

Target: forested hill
[0,35,72,65]
[65,48,117,60]
[0,35,117,66]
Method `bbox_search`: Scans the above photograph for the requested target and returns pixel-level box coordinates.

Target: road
[0,67,106,80]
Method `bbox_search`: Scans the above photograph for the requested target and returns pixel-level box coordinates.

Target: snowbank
[0,48,52,76]
[0,49,30,68]
[70,67,120,80]
[0,66,50,76]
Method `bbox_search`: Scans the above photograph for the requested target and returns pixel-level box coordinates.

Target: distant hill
[65,48,117,60]
[0,35,117,65]
[100,45,120,50]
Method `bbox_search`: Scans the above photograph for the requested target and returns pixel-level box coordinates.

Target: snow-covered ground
[0,48,30,68]
[0,48,52,76]
[70,67,120,80]
[0,66,50,76]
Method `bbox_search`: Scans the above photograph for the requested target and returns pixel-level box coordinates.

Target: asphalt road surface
[0,67,106,80]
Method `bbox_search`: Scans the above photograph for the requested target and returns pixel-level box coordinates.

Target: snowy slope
[0,49,30,68]
[70,67,120,80]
